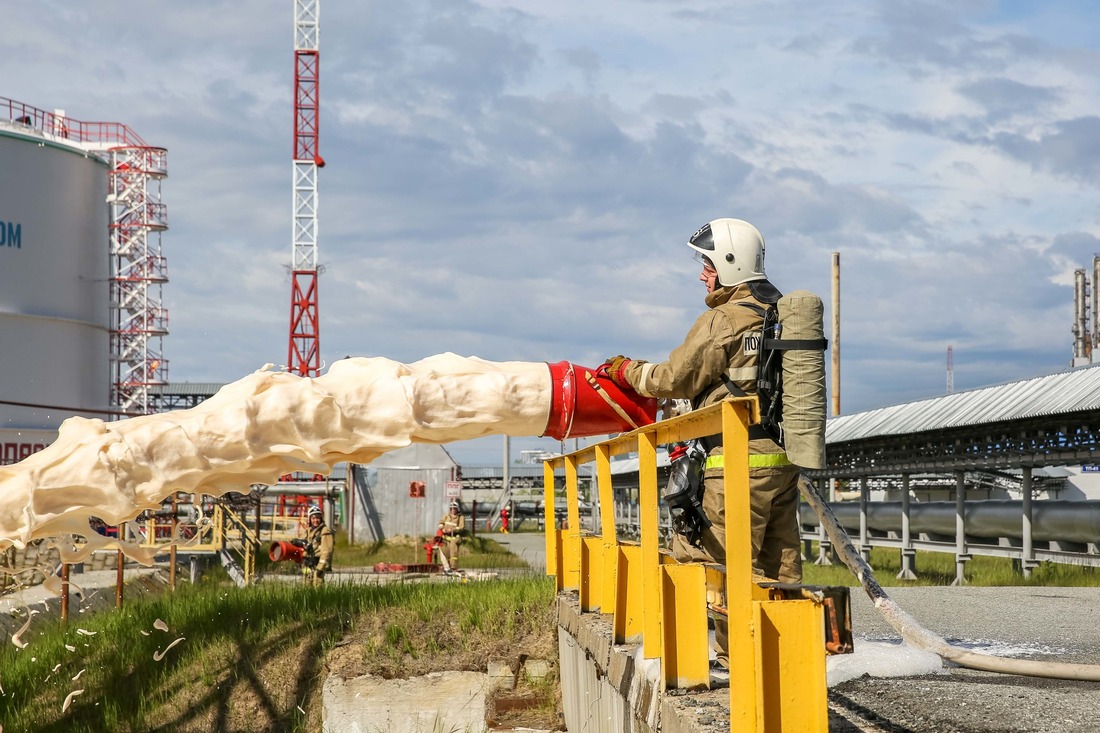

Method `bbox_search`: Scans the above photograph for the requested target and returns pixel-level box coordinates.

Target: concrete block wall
[556,592,726,733]
[1,543,119,590]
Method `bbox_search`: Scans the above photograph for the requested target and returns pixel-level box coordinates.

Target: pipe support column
[859,476,870,563]
[952,472,970,586]
[897,473,917,580]
[1022,466,1035,578]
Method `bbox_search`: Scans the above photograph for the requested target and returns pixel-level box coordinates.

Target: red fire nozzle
[269,541,305,564]
[543,361,658,440]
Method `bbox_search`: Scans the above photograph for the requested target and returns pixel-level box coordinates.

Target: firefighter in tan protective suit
[437,501,466,569]
[603,218,802,670]
[303,505,335,586]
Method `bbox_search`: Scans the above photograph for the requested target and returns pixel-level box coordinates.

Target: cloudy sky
[4,1,1100,464]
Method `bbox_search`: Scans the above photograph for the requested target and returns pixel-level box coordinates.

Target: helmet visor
[687,222,715,251]
[692,251,716,272]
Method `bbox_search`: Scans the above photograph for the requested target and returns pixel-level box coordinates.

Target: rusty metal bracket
[757,582,854,655]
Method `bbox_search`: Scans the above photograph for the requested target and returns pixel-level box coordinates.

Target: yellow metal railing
[544,397,828,733]
[137,502,268,586]
[221,505,260,585]
[139,504,222,553]
[139,504,303,552]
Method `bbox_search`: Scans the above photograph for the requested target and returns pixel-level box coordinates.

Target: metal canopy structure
[817,363,1100,478]
[147,383,223,411]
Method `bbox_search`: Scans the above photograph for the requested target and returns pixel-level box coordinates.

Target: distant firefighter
[302,505,334,586]
[437,501,466,569]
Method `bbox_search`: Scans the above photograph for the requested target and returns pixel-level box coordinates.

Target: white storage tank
[0,120,111,457]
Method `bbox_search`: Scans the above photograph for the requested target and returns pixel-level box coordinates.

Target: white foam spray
[0,355,551,561]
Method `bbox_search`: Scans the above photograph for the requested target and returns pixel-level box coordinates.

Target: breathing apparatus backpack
[662,287,828,547]
[741,289,829,470]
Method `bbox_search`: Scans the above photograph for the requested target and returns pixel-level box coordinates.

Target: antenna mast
[287,0,325,376]
[946,345,954,394]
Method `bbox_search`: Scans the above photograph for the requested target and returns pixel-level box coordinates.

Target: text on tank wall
[0,220,22,248]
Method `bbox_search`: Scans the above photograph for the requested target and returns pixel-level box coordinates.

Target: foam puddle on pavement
[827,637,945,687]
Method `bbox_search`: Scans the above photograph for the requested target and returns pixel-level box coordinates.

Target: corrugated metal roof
[371,443,457,470]
[827,363,1100,443]
[148,383,224,397]
[610,451,672,475]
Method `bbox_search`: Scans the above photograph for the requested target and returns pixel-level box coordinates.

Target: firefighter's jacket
[438,511,466,536]
[305,522,335,569]
[621,282,784,456]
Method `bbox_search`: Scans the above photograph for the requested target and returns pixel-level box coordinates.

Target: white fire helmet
[307,505,323,519]
[686,218,766,287]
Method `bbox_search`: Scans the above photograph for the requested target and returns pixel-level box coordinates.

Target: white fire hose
[799,477,1100,681]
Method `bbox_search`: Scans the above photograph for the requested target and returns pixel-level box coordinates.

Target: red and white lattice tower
[107,146,169,415]
[288,0,325,376]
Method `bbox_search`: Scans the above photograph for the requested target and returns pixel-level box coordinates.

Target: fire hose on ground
[798,476,1100,681]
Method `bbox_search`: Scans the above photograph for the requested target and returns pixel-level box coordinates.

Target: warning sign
[444,480,462,499]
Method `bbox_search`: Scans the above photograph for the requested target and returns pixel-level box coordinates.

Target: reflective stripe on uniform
[724,366,757,381]
[705,453,792,469]
[636,362,658,397]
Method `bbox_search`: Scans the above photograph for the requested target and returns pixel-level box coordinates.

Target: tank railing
[544,397,829,732]
[0,95,147,148]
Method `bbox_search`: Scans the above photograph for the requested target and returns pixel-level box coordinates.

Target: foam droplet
[11,609,38,649]
[62,689,83,713]
[153,637,185,661]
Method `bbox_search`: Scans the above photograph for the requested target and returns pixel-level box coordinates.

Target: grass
[0,575,557,733]
[327,532,531,570]
[802,544,1100,587]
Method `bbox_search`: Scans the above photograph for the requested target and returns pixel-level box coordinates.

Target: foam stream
[0,355,551,560]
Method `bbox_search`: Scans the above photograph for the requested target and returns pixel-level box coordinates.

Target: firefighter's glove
[602,355,633,389]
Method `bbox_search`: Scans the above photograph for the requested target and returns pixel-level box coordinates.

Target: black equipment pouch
[662,440,711,548]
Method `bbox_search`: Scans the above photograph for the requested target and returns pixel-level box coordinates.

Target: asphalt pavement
[830,586,1100,733]
[491,531,547,572]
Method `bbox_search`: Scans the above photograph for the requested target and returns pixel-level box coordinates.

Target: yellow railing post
[661,563,709,688]
[544,460,560,587]
[638,430,662,659]
[562,454,581,590]
[721,400,759,729]
[596,444,618,614]
[614,543,643,642]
